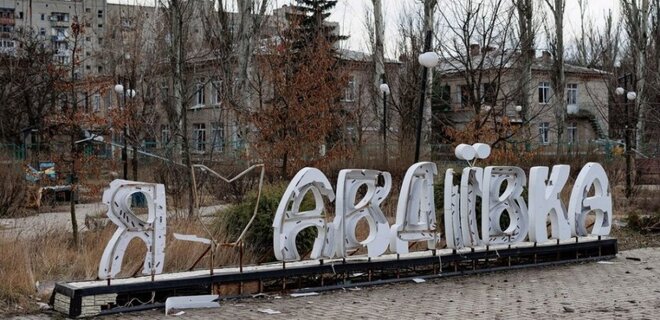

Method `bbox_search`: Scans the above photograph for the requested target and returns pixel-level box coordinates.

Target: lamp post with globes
[615,79,636,199]
[380,82,390,162]
[416,49,439,162]
[114,82,136,180]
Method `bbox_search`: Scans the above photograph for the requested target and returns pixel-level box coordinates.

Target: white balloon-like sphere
[379,83,390,95]
[472,143,491,159]
[515,105,523,112]
[615,87,625,96]
[129,89,137,98]
[418,52,439,68]
[114,84,124,94]
[455,144,476,161]
[627,91,637,101]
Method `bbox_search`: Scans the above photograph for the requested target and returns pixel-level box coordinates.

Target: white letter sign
[334,169,391,258]
[99,180,166,280]
[273,168,335,261]
[481,166,529,244]
[390,162,438,254]
[568,162,612,236]
[528,165,571,242]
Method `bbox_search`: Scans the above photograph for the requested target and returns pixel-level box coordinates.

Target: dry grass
[0,213,256,314]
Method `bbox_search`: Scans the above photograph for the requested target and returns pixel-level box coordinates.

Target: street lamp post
[615,78,636,199]
[380,83,390,164]
[415,31,439,163]
[114,82,135,180]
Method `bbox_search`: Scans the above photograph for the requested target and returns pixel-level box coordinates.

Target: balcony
[0,17,15,25]
[49,15,70,27]
[51,35,66,42]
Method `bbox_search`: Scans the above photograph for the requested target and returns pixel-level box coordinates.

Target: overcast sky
[110,0,621,56]
[325,0,620,56]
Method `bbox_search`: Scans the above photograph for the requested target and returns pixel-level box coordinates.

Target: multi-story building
[437,46,609,150]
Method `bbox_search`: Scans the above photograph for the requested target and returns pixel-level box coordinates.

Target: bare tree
[543,0,566,156]
[514,0,534,131]
[621,0,650,154]
[437,0,516,141]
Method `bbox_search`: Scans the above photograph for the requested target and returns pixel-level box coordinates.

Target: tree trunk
[545,0,566,156]
[516,0,534,142]
[422,0,437,148]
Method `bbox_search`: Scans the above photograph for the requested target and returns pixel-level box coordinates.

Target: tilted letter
[273,168,335,261]
[99,180,166,279]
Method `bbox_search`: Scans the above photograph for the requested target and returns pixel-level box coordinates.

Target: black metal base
[51,238,617,318]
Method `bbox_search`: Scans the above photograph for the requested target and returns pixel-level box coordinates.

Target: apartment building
[437,46,609,149]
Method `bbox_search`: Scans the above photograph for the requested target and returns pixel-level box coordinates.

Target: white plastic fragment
[173,233,212,245]
[258,308,282,315]
[290,292,319,297]
[412,278,426,283]
[165,295,219,315]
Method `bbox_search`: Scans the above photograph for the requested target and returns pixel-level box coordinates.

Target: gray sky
[327,0,620,55]
[109,0,621,55]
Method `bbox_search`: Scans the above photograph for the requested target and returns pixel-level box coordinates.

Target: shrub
[213,183,317,263]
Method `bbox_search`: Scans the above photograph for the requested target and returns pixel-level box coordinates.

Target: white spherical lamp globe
[472,143,491,159]
[379,83,390,95]
[615,87,625,96]
[627,91,637,101]
[515,105,523,113]
[418,52,439,68]
[455,144,476,161]
[114,84,124,94]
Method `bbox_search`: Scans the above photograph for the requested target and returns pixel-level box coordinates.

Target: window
[98,24,103,28]
[98,37,103,44]
[539,122,550,145]
[40,27,45,36]
[195,82,205,106]
[85,8,91,13]
[342,76,356,101]
[92,94,101,112]
[567,122,577,144]
[98,10,103,18]
[85,36,90,42]
[566,83,577,105]
[211,122,224,152]
[211,80,222,105]
[161,82,169,101]
[460,85,471,107]
[85,65,91,70]
[482,82,497,105]
[161,125,170,146]
[97,66,102,73]
[193,123,206,152]
[538,82,551,104]
[40,13,44,20]
[18,12,23,19]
